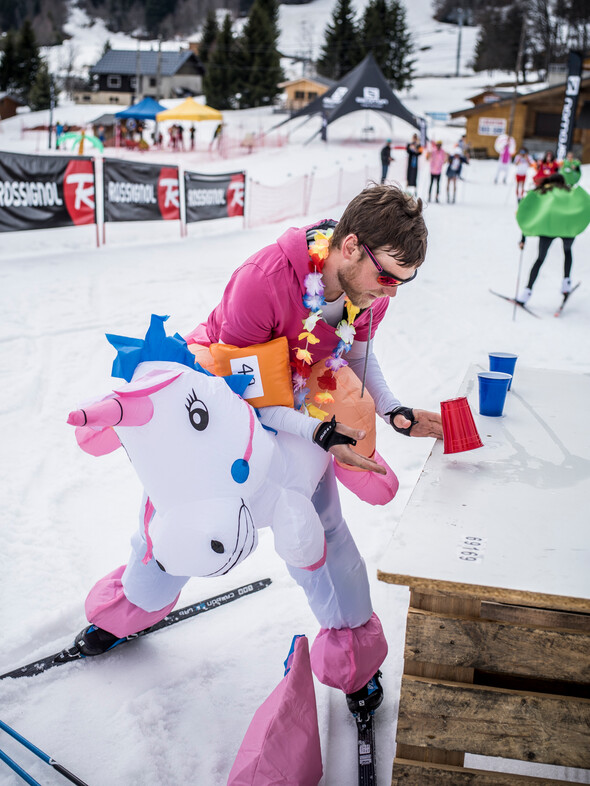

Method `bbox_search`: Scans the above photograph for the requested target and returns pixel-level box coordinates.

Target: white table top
[378,365,590,609]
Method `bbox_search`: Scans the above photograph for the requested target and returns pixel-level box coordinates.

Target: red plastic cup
[441,397,484,454]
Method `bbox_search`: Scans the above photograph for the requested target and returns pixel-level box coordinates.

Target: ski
[489,290,540,318]
[0,578,271,680]
[554,282,581,317]
[356,713,377,786]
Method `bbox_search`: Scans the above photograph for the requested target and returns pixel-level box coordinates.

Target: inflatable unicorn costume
[69,316,387,694]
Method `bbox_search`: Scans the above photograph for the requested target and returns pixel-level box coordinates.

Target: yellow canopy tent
[156,97,222,122]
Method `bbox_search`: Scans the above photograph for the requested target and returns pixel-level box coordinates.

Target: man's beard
[336,268,378,309]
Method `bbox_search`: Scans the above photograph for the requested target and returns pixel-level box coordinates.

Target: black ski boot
[74,625,125,656]
[346,671,383,719]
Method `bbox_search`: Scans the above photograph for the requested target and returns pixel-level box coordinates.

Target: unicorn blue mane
[106,314,251,398]
[106,314,207,383]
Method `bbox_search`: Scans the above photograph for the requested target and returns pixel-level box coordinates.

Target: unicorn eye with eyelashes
[186,389,209,431]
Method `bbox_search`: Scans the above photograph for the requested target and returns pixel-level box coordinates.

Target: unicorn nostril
[156,560,167,572]
[211,540,225,554]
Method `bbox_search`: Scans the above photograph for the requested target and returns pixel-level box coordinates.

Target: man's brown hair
[331,184,428,267]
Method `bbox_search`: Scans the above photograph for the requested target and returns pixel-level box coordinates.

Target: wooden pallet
[391,590,590,784]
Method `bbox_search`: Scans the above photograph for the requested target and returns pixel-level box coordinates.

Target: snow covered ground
[1,135,589,784]
[1,2,589,785]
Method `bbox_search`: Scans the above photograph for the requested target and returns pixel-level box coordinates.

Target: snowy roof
[91,49,202,77]
[0,92,24,104]
[452,76,590,117]
[278,75,335,89]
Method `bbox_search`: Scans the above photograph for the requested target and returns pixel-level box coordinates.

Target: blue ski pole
[0,719,89,786]
[0,747,42,785]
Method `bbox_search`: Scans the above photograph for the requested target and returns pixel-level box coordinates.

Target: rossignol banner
[556,51,583,161]
[103,160,180,223]
[0,152,96,233]
[184,171,245,223]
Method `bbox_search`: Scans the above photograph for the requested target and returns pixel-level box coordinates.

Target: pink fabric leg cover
[334,450,399,506]
[309,612,388,694]
[85,565,179,638]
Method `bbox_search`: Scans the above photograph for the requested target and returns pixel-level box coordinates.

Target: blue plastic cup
[478,372,512,416]
[489,352,518,390]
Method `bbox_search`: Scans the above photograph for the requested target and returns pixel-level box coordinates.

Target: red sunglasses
[362,244,418,287]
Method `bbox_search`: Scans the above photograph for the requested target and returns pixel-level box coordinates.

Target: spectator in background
[189,124,196,151]
[320,114,328,142]
[533,150,559,186]
[446,148,469,203]
[560,150,582,186]
[494,140,512,184]
[406,133,422,195]
[426,140,446,203]
[380,139,394,184]
[210,122,224,151]
[513,147,534,201]
[458,134,471,161]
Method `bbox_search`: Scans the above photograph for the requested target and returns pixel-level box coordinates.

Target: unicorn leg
[287,465,388,693]
[85,530,190,638]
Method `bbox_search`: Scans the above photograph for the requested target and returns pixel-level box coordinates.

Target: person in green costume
[559,151,582,186]
[516,174,590,304]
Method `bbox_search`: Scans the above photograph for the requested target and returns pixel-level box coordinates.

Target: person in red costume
[533,150,559,186]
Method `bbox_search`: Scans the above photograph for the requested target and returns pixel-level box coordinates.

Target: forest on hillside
[433,0,589,78]
[0,0,267,44]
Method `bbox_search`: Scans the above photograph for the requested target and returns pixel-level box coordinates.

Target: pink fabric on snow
[227,635,322,786]
[85,565,178,638]
[334,450,399,506]
[310,613,387,694]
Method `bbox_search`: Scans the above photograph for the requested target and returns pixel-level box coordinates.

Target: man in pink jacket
[189,184,442,712]
[78,185,442,721]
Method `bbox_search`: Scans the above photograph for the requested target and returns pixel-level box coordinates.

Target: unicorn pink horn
[67,396,153,427]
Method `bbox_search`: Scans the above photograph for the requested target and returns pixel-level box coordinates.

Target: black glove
[313,416,357,451]
[386,406,418,436]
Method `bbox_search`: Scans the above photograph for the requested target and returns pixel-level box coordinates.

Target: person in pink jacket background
[426,140,446,202]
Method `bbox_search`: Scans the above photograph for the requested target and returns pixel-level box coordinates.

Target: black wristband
[386,406,417,436]
[313,416,357,452]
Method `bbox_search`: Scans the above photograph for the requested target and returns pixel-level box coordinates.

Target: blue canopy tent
[115,96,167,120]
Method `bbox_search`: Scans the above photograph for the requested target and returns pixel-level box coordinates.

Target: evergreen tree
[203,13,236,110]
[15,19,41,102]
[145,0,176,36]
[236,0,283,108]
[256,0,280,34]
[28,59,54,111]
[316,0,363,80]
[199,9,219,65]
[0,0,18,32]
[0,29,19,93]
[553,0,589,58]
[473,4,525,77]
[361,0,414,89]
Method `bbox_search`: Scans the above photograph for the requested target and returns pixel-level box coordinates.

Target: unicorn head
[68,315,275,577]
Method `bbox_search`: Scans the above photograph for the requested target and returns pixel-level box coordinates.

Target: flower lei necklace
[291,226,360,418]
